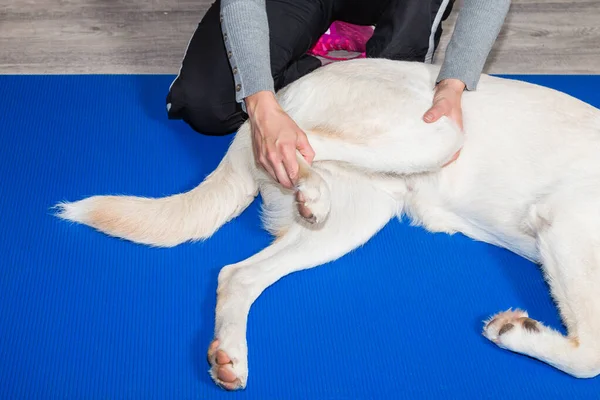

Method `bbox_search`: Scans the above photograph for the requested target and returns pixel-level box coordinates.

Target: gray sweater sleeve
[219,0,511,111]
[220,0,274,112]
[437,0,511,90]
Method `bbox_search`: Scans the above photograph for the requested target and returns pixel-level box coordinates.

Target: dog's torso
[271,59,600,263]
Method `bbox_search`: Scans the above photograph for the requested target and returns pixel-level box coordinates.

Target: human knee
[166,78,245,136]
[181,103,243,136]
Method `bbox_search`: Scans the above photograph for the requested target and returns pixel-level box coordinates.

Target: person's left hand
[423,78,466,165]
[423,78,465,130]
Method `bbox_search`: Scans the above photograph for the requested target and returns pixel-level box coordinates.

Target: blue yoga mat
[1,73,599,399]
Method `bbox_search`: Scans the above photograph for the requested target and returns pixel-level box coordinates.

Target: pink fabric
[308,21,374,61]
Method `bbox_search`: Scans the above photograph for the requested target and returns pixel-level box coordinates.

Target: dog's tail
[54,128,257,247]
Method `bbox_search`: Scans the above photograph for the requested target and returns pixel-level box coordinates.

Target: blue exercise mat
[1,73,599,399]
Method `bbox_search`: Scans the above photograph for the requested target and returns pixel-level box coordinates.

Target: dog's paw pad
[482,309,540,345]
[295,182,329,224]
[295,191,316,223]
[207,339,246,391]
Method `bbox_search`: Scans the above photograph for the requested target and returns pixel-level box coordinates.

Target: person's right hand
[245,91,315,189]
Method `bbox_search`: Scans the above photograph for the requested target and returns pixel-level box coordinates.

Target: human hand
[245,91,315,189]
[423,78,466,131]
[423,78,466,165]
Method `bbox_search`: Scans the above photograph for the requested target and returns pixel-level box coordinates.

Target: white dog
[55,58,600,390]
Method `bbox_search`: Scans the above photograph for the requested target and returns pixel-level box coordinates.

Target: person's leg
[166,0,333,136]
[166,2,242,136]
[366,0,455,63]
[331,0,390,26]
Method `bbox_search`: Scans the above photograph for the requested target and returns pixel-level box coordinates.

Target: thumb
[296,132,315,164]
[423,101,447,123]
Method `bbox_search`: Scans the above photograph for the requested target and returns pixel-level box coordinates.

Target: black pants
[166,0,455,135]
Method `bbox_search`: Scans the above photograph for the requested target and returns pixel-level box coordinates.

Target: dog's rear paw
[207,339,248,391]
[295,169,330,225]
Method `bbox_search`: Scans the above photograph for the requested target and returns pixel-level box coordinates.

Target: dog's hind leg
[305,117,464,176]
[290,117,462,225]
[206,177,399,390]
[483,191,600,378]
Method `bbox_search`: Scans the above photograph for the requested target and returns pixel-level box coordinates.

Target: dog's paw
[295,171,330,225]
[207,339,248,391]
[482,309,540,348]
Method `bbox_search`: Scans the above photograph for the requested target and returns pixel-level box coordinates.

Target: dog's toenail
[498,323,515,336]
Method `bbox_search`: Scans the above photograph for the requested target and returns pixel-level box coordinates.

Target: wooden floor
[1,0,599,75]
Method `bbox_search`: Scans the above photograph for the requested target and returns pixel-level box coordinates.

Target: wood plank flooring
[1,0,599,74]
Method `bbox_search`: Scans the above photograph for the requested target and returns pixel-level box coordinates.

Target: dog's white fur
[55,58,600,389]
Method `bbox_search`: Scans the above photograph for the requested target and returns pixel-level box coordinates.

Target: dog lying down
[54,58,600,390]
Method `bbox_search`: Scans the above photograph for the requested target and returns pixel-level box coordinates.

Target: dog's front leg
[483,195,600,378]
